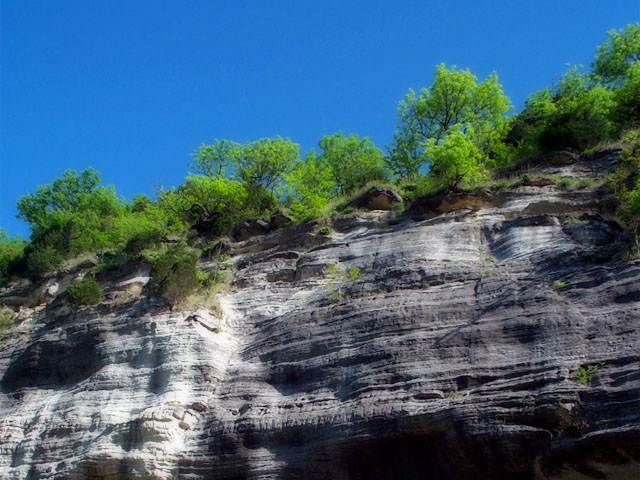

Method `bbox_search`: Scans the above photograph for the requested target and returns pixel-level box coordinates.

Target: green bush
[159,175,251,235]
[149,242,199,306]
[575,362,605,385]
[538,110,611,152]
[553,279,566,289]
[346,267,361,280]
[68,277,103,307]
[26,246,63,278]
[124,229,164,257]
[324,263,361,304]
[609,144,640,253]
[0,306,13,331]
[0,230,27,285]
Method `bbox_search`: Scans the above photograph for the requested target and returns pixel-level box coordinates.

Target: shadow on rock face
[275,422,551,480]
[1,328,105,392]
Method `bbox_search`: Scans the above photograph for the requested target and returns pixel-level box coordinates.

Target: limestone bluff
[0,151,639,480]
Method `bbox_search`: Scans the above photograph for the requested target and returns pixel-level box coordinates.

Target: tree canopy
[388,64,510,176]
[190,139,240,178]
[159,175,249,235]
[424,127,487,191]
[16,168,101,233]
[3,22,640,284]
[593,22,640,84]
[317,132,387,194]
[192,136,299,191]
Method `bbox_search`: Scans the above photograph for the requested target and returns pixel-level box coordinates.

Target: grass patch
[582,128,640,156]
[555,176,600,191]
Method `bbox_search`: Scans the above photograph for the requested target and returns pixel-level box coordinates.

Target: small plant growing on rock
[68,277,103,307]
[324,263,361,304]
[553,279,566,289]
[318,226,333,235]
[0,306,13,331]
[608,143,640,255]
[346,267,361,280]
[575,362,605,385]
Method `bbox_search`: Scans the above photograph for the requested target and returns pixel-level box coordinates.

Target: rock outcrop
[1,152,639,479]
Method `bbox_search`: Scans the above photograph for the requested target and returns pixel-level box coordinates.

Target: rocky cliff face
[1,153,639,479]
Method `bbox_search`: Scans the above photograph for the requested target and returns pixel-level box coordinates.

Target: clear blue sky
[1,0,639,237]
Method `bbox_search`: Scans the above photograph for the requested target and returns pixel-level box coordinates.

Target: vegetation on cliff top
[1,23,639,289]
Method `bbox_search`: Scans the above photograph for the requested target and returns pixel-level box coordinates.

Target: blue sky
[1,0,639,237]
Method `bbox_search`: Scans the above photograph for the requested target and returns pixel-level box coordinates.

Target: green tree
[424,127,488,191]
[509,67,615,153]
[389,64,510,176]
[159,175,249,234]
[17,168,100,233]
[592,23,640,131]
[611,62,640,130]
[609,145,640,253]
[284,150,335,219]
[540,67,615,151]
[0,230,27,285]
[317,132,387,194]
[593,23,640,84]
[233,136,299,190]
[13,169,186,278]
[190,140,241,178]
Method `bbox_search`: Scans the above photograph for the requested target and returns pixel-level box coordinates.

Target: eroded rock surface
[1,154,639,479]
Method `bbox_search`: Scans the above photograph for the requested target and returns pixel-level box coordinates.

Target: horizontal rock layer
[1,154,639,479]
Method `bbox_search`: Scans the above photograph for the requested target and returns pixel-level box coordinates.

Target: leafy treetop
[192,136,299,191]
[593,22,640,84]
[16,168,101,233]
[388,64,510,176]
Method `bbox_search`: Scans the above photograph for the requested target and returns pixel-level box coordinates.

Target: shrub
[0,230,27,285]
[26,246,63,278]
[149,242,199,306]
[538,110,611,152]
[124,229,164,257]
[324,264,361,304]
[159,176,250,235]
[0,306,13,331]
[553,279,567,289]
[347,267,361,280]
[575,362,605,385]
[68,277,103,307]
[608,144,640,253]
